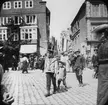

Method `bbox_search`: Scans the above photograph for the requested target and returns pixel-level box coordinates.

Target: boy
[57,61,67,90]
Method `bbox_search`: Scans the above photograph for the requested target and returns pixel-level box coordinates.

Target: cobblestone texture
[2,68,97,105]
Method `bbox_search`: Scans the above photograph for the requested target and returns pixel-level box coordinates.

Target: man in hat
[74,49,85,87]
[44,49,58,97]
[97,29,108,105]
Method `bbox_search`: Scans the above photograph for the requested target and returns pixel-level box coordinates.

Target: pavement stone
[2,68,97,105]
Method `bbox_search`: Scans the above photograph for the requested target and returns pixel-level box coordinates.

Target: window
[91,4,108,17]
[25,15,37,24]
[1,17,13,25]
[3,34,6,40]
[25,0,33,8]
[29,33,32,38]
[3,2,11,9]
[14,16,21,25]
[14,1,22,9]
[20,27,37,40]
[0,29,7,41]
[13,34,19,41]
[0,34,2,40]
[22,33,25,39]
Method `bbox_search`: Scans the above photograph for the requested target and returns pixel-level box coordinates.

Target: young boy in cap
[57,61,67,90]
[74,49,85,87]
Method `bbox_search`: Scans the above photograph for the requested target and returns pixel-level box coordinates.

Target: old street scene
[0,0,108,105]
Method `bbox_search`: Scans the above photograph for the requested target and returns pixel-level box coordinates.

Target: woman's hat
[58,60,66,65]
[74,49,80,53]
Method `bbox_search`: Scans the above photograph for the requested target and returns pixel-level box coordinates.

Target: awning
[92,24,108,33]
[20,45,37,54]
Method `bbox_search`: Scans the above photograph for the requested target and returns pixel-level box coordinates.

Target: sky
[45,0,85,40]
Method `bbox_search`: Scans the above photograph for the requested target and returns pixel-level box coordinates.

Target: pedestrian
[74,50,85,87]
[92,49,98,78]
[57,61,67,91]
[29,55,34,70]
[20,55,29,73]
[12,55,17,71]
[44,50,58,97]
[69,52,77,72]
[0,64,14,105]
[40,56,45,72]
[3,54,9,73]
[34,56,37,69]
[97,29,108,105]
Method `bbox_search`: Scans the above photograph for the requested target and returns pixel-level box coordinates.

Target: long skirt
[97,64,108,105]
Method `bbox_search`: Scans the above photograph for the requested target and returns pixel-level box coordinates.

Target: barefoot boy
[57,61,67,90]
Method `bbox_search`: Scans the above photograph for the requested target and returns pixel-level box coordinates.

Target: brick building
[0,0,50,55]
[70,0,108,57]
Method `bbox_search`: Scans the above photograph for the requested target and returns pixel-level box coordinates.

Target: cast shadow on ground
[56,86,72,93]
[82,83,89,87]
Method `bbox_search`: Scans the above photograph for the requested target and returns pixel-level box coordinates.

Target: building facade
[0,0,50,55]
[60,28,72,54]
[70,0,108,57]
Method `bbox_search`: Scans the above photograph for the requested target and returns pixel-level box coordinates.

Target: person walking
[44,50,58,97]
[12,55,17,71]
[74,50,85,87]
[20,55,29,73]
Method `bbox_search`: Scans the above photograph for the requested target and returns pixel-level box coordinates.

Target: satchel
[78,68,83,75]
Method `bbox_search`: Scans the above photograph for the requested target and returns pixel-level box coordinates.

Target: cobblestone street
[2,68,97,105]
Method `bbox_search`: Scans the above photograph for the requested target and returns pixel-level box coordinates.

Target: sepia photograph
[0,0,108,105]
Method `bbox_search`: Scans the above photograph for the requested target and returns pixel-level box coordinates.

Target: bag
[78,68,83,76]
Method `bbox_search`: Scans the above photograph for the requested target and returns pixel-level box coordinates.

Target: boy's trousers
[46,72,56,92]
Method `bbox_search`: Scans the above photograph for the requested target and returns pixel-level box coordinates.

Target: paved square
[2,68,97,105]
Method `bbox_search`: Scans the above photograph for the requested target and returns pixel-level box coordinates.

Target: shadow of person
[57,86,72,93]
[82,83,89,87]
